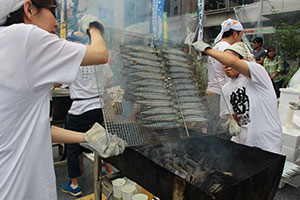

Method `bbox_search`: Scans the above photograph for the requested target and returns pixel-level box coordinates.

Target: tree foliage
[270,20,300,63]
[269,20,300,87]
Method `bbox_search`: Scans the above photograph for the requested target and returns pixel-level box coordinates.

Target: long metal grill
[96,29,210,146]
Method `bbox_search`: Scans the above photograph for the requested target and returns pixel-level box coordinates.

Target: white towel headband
[214,18,243,44]
[0,0,25,25]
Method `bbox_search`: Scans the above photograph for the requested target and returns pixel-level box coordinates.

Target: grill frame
[105,135,285,200]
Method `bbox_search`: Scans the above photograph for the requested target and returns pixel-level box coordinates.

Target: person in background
[204,18,244,133]
[193,41,282,154]
[61,31,114,197]
[0,1,125,200]
[252,37,267,65]
[261,44,267,53]
[263,46,284,98]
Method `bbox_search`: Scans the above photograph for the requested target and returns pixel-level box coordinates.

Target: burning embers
[162,153,234,194]
[138,143,237,195]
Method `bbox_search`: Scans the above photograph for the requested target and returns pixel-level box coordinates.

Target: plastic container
[121,184,136,200]
[112,178,126,198]
[132,193,149,200]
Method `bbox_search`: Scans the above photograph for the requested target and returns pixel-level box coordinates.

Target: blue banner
[197,0,204,41]
[152,0,165,47]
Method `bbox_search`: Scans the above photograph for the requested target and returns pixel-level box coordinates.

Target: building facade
[59,0,300,44]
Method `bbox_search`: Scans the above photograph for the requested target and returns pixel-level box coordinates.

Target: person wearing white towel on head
[0,1,125,200]
[193,41,282,154]
[203,18,244,133]
[207,18,244,95]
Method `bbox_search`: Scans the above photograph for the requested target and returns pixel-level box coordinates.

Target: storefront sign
[60,23,66,39]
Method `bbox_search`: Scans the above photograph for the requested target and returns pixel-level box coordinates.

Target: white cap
[0,0,25,25]
[214,18,243,44]
[225,42,256,62]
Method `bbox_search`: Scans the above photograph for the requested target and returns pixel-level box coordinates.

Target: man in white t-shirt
[204,19,244,134]
[193,41,282,154]
[60,32,114,197]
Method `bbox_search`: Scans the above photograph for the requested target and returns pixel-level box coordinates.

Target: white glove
[228,119,241,136]
[221,118,241,136]
[78,15,105,35]
[83,123,127,158]
[192,41,211,53]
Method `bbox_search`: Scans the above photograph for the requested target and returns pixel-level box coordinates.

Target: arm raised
[193,41,253,78]
[81,27,108,66]
[205,48,251,77]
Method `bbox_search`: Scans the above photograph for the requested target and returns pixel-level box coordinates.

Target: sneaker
[61,180,82,197]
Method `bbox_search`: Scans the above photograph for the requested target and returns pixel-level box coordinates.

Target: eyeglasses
[31,0,57,18]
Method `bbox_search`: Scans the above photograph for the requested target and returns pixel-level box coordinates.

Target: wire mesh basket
[95,29,216,146]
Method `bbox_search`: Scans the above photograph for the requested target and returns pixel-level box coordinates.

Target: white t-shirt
[68,64,113,115]
[222,61,282,154]
[0,24,86,200]
[206,41,230,94]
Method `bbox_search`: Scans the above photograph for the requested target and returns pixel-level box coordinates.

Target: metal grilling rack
[96,29,212,147]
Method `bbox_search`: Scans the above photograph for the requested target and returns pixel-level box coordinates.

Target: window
[229,0,254,7]
[205,0,226,11]
[174,6,178,15]
[205,0,255,11]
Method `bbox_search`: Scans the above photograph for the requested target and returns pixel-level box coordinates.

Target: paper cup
[112,178,126,198]
[121,184,136,200]
[132,193,149,200]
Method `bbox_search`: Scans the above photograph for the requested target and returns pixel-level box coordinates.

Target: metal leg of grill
[94,154,103,200]
[173,177,185,200]
[94,154,124,200]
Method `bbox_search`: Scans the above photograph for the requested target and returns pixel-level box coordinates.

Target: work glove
[78,15,105,36]
[82,123,127,158]
[192,41,211,53]
[290,102,300,110]
[221,118,241,136]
